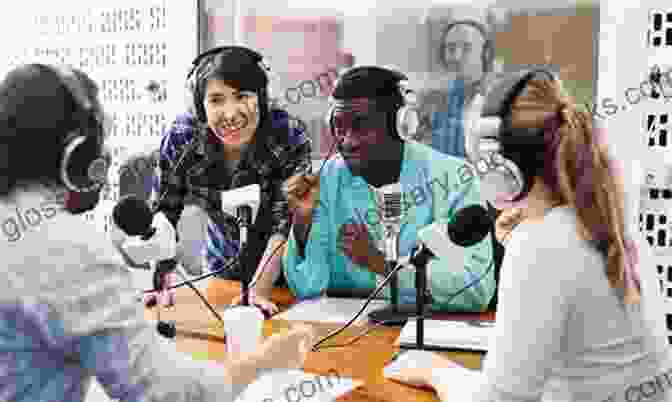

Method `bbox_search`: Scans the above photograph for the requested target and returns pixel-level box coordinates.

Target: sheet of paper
[396,319,494,351]
[274,297,389,325]
[235,369,363,402]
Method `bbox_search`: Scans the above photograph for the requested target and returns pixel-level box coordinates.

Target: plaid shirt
[153,110,312,279]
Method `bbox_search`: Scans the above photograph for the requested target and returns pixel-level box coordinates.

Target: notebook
[274,297,388,325]
[235,369,363,402]
[396,319,494,351]
[383,349,475,389]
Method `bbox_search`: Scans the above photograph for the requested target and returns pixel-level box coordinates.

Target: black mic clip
[409,244,434,307]
[235,205,253,227]
[156,320,177,339]
[140,226,157,241]
[409,243,434,268]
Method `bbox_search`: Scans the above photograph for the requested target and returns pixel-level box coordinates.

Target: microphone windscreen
[112,195,153,236]
[447,205,492,247]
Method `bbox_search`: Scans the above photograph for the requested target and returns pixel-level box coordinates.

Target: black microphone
[448,204,492,247]
[112,195,156,239]
[112,194,225,338]
[112,195,177,265]
[414,204,492,262]
[405,204,492,349]
[236,205,253,306]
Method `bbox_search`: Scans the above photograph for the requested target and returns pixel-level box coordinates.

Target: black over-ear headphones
[439,19,495,75]
[185,46,271,123]
[325,66,420,141]
[42,64,109,196]
[469,68,557,203]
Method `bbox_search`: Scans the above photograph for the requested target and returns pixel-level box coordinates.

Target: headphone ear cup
[193,85,206,123]
[477,154,526,205]
[482,39,494,73]
[396,105,419,140]
[325,104,336,137]
[61,133,107,193]
[184,79,199,120]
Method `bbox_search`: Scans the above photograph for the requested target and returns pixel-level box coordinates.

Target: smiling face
[203,79,260,152]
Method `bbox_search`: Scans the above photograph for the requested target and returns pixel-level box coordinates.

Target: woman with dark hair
[388,73,672,401]
[154,46,312,313]
[0,63,314,402]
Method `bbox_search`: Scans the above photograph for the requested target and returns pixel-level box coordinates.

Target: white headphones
[326,66,420,141]
[464,69,557,205]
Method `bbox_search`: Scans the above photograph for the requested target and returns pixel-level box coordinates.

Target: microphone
[111,194,225,338]
[368,183,406,324]
[416,204,492,262]
[221,184,261,251]
[220,184,261,306]
[401,204,492,349]
[111,195,176,266]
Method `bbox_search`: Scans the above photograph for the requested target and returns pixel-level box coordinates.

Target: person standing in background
[415,14,497,159]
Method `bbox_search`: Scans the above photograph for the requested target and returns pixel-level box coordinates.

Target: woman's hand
[254,325,317,371]
[231,289,280,318]
[226,325,317,388]
[143,270,178,308]
[385,352,459,389]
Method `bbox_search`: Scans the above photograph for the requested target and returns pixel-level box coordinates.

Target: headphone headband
[327,66,419,140]
[186,46,269,82]
[186,46,271,122]
[40,64,109,195]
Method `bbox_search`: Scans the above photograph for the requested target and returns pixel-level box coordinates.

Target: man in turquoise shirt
[282,66,494,312]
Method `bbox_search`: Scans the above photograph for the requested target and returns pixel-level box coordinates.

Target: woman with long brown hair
[387,71,671,401]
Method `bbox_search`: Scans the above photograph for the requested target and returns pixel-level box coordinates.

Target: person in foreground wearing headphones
[388,71,672,401]
[0,63,315,402]
[282,66,494,312]
[154,46,311,313]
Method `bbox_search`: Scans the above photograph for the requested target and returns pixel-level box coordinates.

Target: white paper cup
[223,306,264,356]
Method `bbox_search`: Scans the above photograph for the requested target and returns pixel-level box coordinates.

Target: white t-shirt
[434,206,672,402]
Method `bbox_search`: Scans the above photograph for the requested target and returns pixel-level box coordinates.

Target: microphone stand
[236,205,253,306]
[403,243,434,350]
[368,224,411,325]
[385,228,400,313]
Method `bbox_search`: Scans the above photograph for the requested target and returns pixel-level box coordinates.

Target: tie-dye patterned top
[0,185,248,402]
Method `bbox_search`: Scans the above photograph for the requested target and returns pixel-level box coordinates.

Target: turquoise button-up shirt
[283,141,495,312]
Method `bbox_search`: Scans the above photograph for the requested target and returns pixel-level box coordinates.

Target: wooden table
[145,280,494,402]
